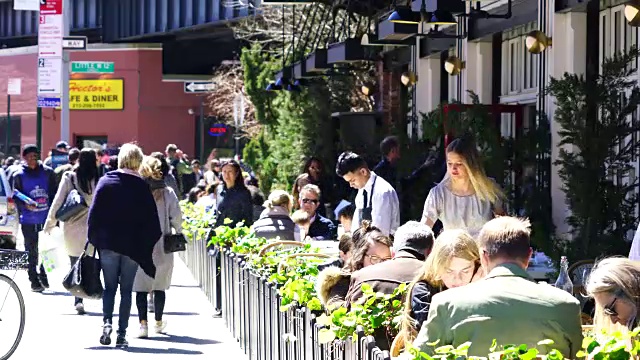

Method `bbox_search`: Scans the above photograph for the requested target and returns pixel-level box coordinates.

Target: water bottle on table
[554,256,574,295]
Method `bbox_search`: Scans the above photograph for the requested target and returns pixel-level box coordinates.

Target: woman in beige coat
[134,156,182,338]
[44,148,99,315]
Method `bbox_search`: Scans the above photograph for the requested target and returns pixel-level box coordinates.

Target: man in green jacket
[403,217,582,359]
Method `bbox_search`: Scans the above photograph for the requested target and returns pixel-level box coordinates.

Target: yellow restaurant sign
[69,79,124,110]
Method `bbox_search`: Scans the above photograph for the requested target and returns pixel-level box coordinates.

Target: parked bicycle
[0,250,27,359]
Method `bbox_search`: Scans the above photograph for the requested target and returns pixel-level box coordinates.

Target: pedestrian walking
[11,144,57,292]
[134,156,182,337]
[44,148,98,314]
[87,143,162,348]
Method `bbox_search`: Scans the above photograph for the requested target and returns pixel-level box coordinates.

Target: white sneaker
[154,320,167,334]
[138,323,149,338]
[75,303,86,315]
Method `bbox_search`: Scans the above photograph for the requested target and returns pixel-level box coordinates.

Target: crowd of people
[1,134,639,357]
[3,142,187,348]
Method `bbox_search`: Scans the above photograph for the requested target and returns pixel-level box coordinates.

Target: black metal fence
[180,237,391,360]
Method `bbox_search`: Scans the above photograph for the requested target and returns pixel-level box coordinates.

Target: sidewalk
[3,252,246,358]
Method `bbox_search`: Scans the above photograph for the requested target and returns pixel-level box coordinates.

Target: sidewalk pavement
[3,252,247,359]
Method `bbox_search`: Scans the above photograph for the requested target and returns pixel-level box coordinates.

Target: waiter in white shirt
[335,151,400,236]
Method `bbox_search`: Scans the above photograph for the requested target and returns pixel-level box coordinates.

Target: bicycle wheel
[0,274,25,360]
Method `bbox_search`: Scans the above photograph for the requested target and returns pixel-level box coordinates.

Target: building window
[500,23,538,104]
[600,5,638,71]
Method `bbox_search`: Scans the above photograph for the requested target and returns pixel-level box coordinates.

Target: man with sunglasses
[299,184,336,240]
[404,217,582,359]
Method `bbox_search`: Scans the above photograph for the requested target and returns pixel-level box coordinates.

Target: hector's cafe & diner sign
[69,79,124,110]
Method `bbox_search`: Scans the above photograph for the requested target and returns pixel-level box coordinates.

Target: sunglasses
[301,198,319,204]
[604,297,618,317]
[366,254,392,265]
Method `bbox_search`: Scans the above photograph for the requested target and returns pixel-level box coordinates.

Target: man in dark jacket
[299,184,336,240]
[373,136,401,189]
[345,221,434,306]
[11,144,57,292]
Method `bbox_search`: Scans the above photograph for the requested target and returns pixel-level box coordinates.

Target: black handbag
[62,243,104,300]
[55,173,88,222]
[162,191,187,254]
[164,234,187,253]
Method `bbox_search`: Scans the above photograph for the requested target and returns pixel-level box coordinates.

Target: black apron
[359,176,377,225]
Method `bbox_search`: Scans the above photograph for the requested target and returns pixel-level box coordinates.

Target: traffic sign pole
[5,95,10,156]
[60,0,70,143]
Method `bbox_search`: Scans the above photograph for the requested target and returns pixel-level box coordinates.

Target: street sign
[39,0,63,15]
[71,61,114,74]
[37,57,63,96]
[37,96,61,108]
[13,0,39,11]
[63,36,87,50]
[38,13,63,58]
[184,81,215,93]
[7,79,22,96]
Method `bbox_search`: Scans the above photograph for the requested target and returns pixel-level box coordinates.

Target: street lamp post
[233,93,245,158]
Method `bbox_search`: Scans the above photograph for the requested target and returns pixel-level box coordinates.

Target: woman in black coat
[214,160,253,228]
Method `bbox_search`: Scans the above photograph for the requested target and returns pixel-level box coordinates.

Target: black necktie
[363,189,368,209]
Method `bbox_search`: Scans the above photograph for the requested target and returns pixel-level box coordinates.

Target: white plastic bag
[39,227,65,273]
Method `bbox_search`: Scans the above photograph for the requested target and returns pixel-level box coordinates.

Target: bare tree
[206,1,376,132]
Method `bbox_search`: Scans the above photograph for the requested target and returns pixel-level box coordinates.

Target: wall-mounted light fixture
[389,0,420,24]
[401,72,418,86]
[625,0,640,26]
[444,56,465,76]
[361,83,376,96]
[525,30,552,54]
[426,10,457,26]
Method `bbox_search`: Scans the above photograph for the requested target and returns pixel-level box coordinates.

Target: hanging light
[266,77,291,91]
[444,56,465,76]
[525,30,552,54]
[388,6,421,24]
[426,10,457,26]
[401,72,418,86]
[625,0,640,26]
[287,79,306,92]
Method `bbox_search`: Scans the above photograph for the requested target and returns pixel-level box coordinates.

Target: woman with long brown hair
[394,230,482,355]
[315,221,392,310]
[421,136,505,237]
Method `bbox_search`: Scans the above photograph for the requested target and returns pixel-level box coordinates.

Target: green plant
[403,328,640,360]
[207,220,252,248]
[180,200,216,242]
[406,339,564,360]
[276,258,324,312]
[547,46,640,260]
[316,283,407,344]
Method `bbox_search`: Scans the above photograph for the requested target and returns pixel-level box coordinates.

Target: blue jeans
[100,249,138,336]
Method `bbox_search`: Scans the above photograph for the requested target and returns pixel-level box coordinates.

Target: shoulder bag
[162,190,187,253]
[55,173,88,222]
[62,243,104,299]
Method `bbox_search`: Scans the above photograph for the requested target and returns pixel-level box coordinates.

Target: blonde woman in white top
[421,136,505,237]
